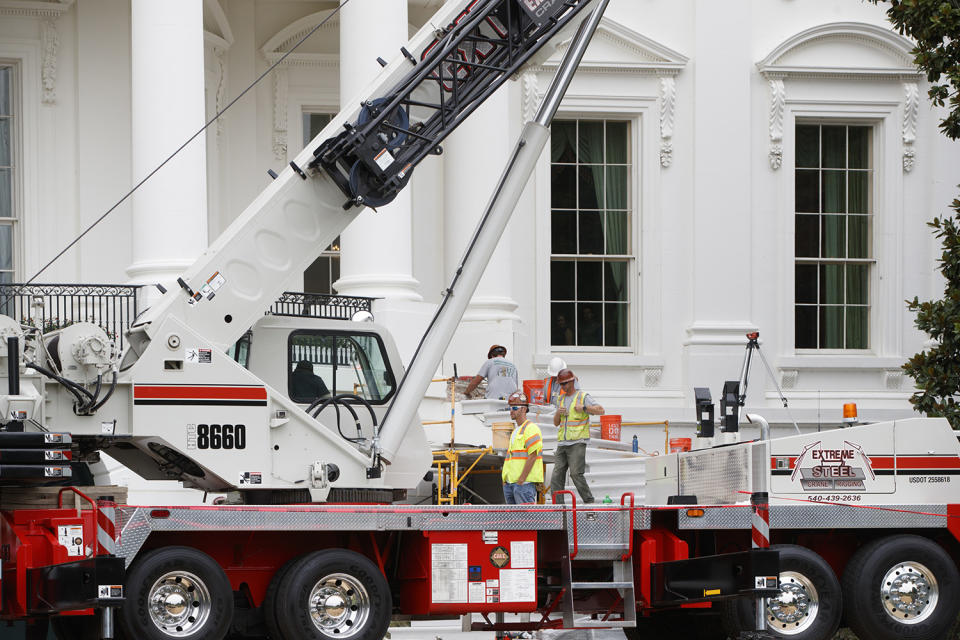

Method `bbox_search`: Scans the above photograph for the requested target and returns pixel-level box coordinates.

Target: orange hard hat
[488,344,507,358]
[507,391,528,407]
[556,368,576,383]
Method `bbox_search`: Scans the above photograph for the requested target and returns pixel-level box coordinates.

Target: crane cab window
[288,330,395,405]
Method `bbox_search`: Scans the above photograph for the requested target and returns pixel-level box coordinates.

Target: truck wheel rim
[765,571,819,635]
[308,572,371,637]
[147,570,212,637]
[880,561,938,624]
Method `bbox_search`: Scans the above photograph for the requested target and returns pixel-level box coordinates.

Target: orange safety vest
[502,420,544,483]
[557,390,590,441]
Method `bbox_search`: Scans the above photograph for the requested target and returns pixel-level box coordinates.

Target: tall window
[795,123,873,349]
[550,119,631,348]
[0,63,15,285]
[302,112,340,294]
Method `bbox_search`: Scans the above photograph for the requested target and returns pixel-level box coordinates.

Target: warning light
[686,508,705,518]
[842,403,858,424]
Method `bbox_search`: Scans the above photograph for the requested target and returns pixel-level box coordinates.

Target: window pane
[820,306,844,348]
[604,303,627,346]
[0,169,10,218]
[551,165,576,209]
[605,165,628,210]
[578,303,603,346]
[551,261,574,300]
[576,261,602,301]
[795,215,819,257]
[795,263,817,304]
[821,171,845,213]
[821,215,845,258]
[796,125,820,168]
[552,302,575,345]
[820,263,843,304]
[604,261,627,301]
[821,125,846,168]
[551,120,576,162]
[848,215,870,259]
[551,210,576,254]
[303,113,332,145]
[304,256,332,294]
[846,306,868,349]
[605,121,628,163]
[577,121,604,164]
[848,171,869,214]
[0,119,10,166]
[795,306,817,348]
[848,126,870,169]
[795,170,819,213]
[605,211,628,255]
[0,223,11,271]
[846,264,868,305]
[578,165,603,209]
[0,67,9,116]
[578,211,603,254]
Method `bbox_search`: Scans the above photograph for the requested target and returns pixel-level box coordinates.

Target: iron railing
[0,285,373,351]
[0,283,142,350]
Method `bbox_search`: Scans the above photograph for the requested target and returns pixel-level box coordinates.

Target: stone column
[442,85,519,371]
[334,0,421,302]
[127,0,208,292]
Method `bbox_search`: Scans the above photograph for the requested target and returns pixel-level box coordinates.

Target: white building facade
[1,0,958,439]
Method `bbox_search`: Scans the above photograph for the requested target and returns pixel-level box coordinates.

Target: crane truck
[2,1,960,640]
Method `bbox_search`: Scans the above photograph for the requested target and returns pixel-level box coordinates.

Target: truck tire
[842,534,959,640]
[274,549,390,640]
[118,546,234,640]
[721,544,841,640]
[263,554,306,639]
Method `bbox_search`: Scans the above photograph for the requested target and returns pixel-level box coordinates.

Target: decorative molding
[272,68,288,160]
[902,82,919,172]
[683,322,758,346]
[768,78,785,170]
[642,367,663,389]
[0,0,73,18]
[205,32,230,138]
[659,76,675,168]
[521,69,538,122]
[262,10,339,55]
[780,369,799,390]
[884,369,904,390]
[40,18,58,104]
[758,22,921,83]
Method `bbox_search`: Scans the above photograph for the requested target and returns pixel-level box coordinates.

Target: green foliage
[904,197,960,428]
[871,0,960,139]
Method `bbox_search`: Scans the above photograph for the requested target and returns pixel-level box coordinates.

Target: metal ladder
[554,491,638,629]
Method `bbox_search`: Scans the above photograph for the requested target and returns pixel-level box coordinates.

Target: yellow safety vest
[502,420,544,484]
[557,390,590,441]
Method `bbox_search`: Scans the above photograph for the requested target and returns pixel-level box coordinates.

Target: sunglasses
[509,405,526,411]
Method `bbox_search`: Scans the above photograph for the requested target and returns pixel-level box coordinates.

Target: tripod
[738,332,801,435]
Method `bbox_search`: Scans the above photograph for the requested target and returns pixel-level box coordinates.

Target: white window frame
[780,102,902,366]
[535,93,661,367]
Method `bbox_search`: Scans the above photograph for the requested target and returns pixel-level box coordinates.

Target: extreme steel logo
[791,440,876,491]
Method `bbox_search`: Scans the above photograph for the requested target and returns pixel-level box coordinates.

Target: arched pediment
[261,9,340,62]
[203,0,233,49]
[540,17,687,75]
[758,22,919,80]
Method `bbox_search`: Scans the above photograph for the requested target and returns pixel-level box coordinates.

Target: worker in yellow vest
[551,368,604,504]
[502,391,544,504]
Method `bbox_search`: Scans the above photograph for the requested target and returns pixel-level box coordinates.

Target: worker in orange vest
[502,392,544,504]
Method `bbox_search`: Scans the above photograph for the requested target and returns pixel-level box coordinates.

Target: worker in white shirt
[464,344,519,400]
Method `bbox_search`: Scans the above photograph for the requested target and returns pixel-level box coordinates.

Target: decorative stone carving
[41,19,59,104]
[211,45,227,137]
[884,369,904,390]
[780,369,799,390]
[272,67,288,160]
[521,69,538,122]
[0,0,74,19]
[902,82,919,172]
[643,367,663,388]
[659,76,675,168]
[768,77,785,170]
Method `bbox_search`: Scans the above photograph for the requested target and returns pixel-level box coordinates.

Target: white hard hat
[547,356,566,377]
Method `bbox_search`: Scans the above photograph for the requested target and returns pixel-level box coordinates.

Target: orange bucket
[600,414,621,441]
[522,379,546,405]
[669,437,692,453]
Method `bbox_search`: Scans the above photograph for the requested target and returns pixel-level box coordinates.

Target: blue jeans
[503,482,538,504]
